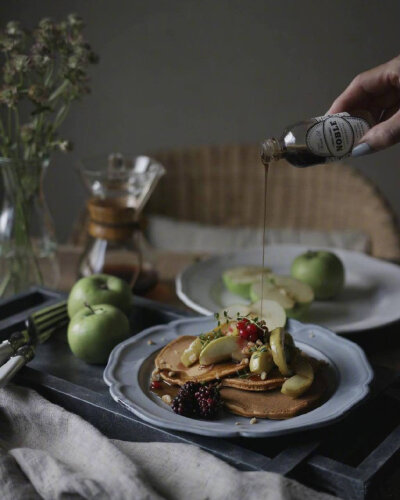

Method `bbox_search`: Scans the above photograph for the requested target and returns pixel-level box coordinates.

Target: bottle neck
[260,137,283,165]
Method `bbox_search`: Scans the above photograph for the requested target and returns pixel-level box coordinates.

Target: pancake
[155,336,248,385]
[221,356,324,392]
[220,368,329,419]
[221,368,286,391]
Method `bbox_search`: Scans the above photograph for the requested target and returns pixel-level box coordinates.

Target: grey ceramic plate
[176,245,400,333]
[104,316,373,438]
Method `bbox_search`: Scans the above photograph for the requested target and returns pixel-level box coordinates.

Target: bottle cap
[260,138,282,165]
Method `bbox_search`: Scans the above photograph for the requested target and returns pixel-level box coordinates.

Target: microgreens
[199,329,223,348]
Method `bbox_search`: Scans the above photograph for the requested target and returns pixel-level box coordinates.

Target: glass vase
[0,157,60,297]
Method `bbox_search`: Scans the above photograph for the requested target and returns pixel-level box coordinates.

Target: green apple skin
[68,274,132,318]
[291,251,345,300]
[222,274,251,299]
[67,304,130,364]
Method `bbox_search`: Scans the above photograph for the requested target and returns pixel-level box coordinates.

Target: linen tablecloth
[0,384,339,500]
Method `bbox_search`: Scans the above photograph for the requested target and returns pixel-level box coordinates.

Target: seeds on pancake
[260,371,267,380]
[162,394,172,404]
[250,418,257,424]
[168,371,176,377]
[151,368,161,381]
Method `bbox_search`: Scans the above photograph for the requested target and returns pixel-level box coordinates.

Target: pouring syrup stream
[260,162,270,317]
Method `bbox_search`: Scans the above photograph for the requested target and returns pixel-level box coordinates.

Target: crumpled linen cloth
[0,385,339,500]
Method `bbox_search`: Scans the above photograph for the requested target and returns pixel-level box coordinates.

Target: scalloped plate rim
[104,316,373,438]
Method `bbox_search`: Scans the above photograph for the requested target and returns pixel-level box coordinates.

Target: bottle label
[306,112,370,160]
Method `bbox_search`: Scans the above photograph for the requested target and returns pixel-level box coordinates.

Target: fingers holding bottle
[353,109,400,156]
[328,55,400,156]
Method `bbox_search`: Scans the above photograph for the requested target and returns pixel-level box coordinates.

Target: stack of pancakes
[155,335,328,419]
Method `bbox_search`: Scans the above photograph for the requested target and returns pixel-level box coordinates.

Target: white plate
[176,244,400,333]
[104,316,373,438]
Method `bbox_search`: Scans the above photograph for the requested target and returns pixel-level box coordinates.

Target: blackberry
[171,382,221,419]
[171,393,198,417]
[180,381,201,396]
[171,382,200,417]
[195,384,222,419]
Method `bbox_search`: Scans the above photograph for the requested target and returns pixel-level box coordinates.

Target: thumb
[360,110,400,152]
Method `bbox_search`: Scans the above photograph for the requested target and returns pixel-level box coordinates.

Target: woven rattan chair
[146,144,400,260]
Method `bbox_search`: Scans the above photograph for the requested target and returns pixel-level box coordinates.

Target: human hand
[328,55,400,155]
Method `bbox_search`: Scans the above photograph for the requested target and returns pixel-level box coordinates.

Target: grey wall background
[2,0,400,242]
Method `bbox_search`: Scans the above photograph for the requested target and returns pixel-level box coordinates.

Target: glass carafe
[0,157,59,297]
[77,154,165,294]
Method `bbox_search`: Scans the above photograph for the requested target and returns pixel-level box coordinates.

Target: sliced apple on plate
[250,275,314,319]
[270,327,292,376]
[199,336,245,365]
[218,299,286,332]
[180,337,202,367]
[281,355,314,398]
[222,266,271,299]
[249,349,274,374]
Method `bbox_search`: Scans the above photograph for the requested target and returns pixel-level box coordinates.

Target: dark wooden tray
[1,287,400,500]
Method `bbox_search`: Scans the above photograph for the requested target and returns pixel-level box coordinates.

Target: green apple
[67,303,130,364]
[68,274,132,318]
[250,275,314,319]
[291,250,345,300]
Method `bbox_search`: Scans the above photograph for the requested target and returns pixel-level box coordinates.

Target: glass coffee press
[77,154,165,294]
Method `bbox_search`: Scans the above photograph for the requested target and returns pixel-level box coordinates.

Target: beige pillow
[146,216,370,254]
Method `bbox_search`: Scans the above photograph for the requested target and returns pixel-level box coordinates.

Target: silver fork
[0,301,68,387]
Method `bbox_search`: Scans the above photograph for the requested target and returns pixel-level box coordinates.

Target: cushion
[145,216,371,254]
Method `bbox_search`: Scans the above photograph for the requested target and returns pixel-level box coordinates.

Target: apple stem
[84,302,96,314]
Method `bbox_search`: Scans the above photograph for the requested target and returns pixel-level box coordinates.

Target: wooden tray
[2,287,400,500]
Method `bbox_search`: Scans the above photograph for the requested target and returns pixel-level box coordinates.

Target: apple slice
[281,355,314,398]
[222,266,271,299]
[250,275,314,319]
[249,349,274,374]
[199,336,244,365]
[218,304,251,321]
[180,337,202,367]
[269,327,292,376]
[250,299,287,331]
[218,300,286,333]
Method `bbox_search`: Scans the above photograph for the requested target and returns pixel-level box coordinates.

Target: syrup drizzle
[260,162,270,317]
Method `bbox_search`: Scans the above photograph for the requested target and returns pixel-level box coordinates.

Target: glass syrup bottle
[261,111,373,167]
